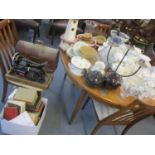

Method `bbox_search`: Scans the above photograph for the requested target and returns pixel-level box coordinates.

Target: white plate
[73,41,89,56]
[66,47,75,58]
[71,56,91,69]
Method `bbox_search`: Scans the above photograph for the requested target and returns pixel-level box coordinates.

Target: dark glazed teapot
[83,68,122,89]
[83,69,103,88]
[102,68,122,89]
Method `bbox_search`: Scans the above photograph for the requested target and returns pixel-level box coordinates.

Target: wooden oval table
[61,51,155,127]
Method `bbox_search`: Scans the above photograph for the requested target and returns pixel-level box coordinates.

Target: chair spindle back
[0,19,18,73]
[104,100,155,125]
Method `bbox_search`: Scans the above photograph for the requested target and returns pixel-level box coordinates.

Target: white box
[0,98,48,135]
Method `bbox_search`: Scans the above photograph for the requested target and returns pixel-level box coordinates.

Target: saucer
[71,56,91,69]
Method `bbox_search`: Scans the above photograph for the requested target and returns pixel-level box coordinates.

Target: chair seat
[5,69,53,91]
[52,20,68,28]
[53,20,83,33]
[93,100,119,120]
[93,19,116,25]
[77,27,84,34]
[15,19,39,29]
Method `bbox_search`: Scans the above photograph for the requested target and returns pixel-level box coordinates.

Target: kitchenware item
[94,35,106,45]
[79,46,98,64]
[110,29,130,43]
[83,69,103,87]
[68,63,83,76]
[91,61,105,75]
[66,46,75,58]
[71,56,91,69]
[72,41,89,56]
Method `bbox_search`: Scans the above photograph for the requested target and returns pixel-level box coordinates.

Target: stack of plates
[68,56,91,76]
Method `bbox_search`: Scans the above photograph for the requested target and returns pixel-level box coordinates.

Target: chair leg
[1,79,8,103]
[37,28,40,37]
[121,124,133,135]
[121,123,135,135]
[64,73,67,80]
[82,96,91,110]
[91,121,104,135]
[51,27,55,45]
[33,30,37,43]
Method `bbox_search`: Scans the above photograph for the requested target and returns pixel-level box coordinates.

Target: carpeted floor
[0,19,155,135]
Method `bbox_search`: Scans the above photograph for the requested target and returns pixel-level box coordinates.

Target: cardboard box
[0,98,48,135]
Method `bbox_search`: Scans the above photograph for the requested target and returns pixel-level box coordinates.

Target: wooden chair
[83,98,155,135]
[0,19,59,102]
[84,20,112,36]
[49,19,85,45]
[15,19,41,42]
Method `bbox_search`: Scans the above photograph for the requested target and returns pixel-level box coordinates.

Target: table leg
[82,96,91,110]
[69,90,87,124]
